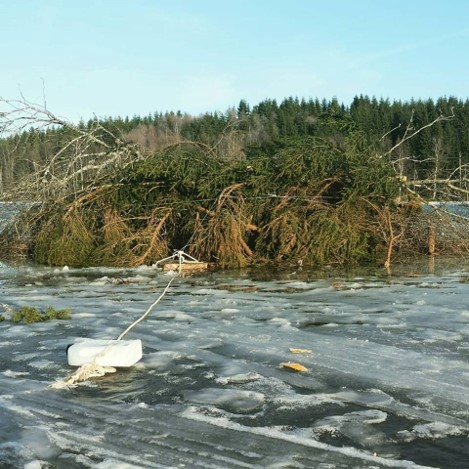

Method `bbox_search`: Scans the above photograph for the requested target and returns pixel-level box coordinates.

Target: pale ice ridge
[1,384,382,468]
[180,406,433,468]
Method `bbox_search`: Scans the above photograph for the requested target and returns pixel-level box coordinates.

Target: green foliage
[2,94,466,268]
[1,95,468,197]
[34,206,97,267]
[45,306,71,320]
[248,135,396,265]
[10,306,71,324]
[15,132,404,268]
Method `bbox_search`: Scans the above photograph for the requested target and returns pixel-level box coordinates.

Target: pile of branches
[1,97,467,269]
[0,133,410,268]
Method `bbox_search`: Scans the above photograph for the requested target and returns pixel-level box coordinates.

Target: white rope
[116,273,177,340]
[50,363,116,389]
[49,250,206,389]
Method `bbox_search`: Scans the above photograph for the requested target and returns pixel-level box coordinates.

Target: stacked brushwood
[1,98,466,268]
[1,133,418,268]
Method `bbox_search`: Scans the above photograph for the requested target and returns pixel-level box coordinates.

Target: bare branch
[0,95,146,200]
[379,110,454,160]
[379,122,402,142]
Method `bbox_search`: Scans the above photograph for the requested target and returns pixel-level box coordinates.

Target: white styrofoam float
[67,339,143,367]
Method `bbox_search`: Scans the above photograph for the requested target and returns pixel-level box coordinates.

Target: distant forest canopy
[0,94,468,197]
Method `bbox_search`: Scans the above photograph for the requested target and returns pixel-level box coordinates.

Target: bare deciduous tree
[0,95,145,200]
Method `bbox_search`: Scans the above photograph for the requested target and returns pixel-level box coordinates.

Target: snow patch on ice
[215,372,263,384]
[184,388,265,414]
[3,370,29,378]
[396,421,465,442]
[143,351,185,370]
[193,288,220,295]
[181,406,431,468]
[220,308,240,313]
[28,359,56,369]
[284,281,310,289]
[313,409,388,428]
[24,461,44,469]
[73,312,97,318]
[94,459,144,468]
[273,393,344,410]
[152,310,196,321]
[268,317,291,327]
[20,426,61,460]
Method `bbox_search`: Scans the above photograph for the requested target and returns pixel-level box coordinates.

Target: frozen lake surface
[1,258,469,468]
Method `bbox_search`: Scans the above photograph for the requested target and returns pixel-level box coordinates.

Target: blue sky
[2,0,469,121]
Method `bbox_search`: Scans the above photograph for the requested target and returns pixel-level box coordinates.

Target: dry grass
[189,184,255,268]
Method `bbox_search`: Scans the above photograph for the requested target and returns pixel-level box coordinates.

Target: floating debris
[162,261,209,272]
[289,348,312,354]
[281,362,308,372]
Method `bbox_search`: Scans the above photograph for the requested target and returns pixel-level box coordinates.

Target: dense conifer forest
[0,95,467,268]
[1,95,468,195]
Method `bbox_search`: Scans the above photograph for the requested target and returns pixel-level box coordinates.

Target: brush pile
[3,133,429,268]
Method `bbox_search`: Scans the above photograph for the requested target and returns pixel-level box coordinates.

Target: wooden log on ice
[428,225,436,255]
[162,262,209,272]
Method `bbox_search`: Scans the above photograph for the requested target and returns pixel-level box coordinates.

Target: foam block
[67,339,143,367]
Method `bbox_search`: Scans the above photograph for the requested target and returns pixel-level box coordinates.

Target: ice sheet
[1,258,469,467]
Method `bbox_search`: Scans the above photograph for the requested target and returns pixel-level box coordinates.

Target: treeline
[1,95,468,197]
